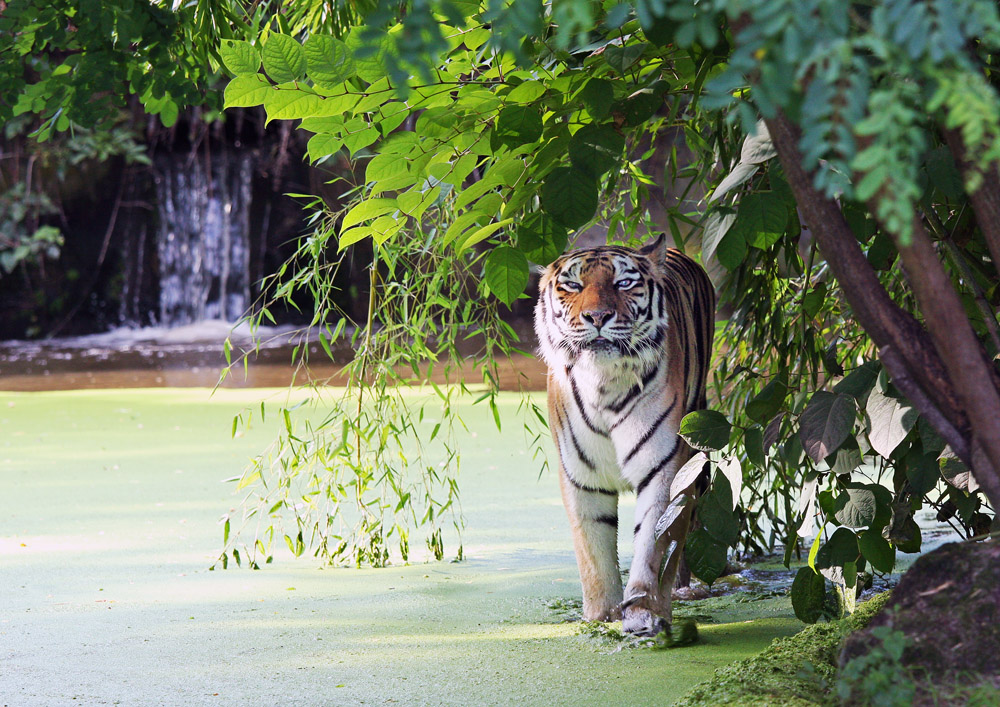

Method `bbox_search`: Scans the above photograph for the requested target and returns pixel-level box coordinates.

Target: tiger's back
[533,234,715,635]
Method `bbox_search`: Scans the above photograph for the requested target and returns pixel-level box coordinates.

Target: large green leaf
[699,479,739,546]
[904,450,940,496]
[304,35,354,88]
[746,375,788,424]
[799,391,856,463]
[540,168,597,229]
[685,528,728,585]
[858,529,894,573]
[814,527,860,569]
[790,567,826,624]
[263,86,325,121]
[262,34,306,83]
[731,192,788,249]
[224,75,270,108]
[579,78,615,120]
[832,488,877,528]
[568,123,624,177]
[484,246,529,306]
[678,410,732,451]
[492,105,543,150]
[516,212,567,265]
[865,387,917,457]
[219,40,260,76]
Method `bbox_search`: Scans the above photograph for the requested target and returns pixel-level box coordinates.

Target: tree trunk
[764,113,1000,511]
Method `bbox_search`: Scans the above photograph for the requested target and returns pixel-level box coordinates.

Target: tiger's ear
[638,232,668,262]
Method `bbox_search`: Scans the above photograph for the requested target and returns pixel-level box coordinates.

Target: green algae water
[2,388,803,705]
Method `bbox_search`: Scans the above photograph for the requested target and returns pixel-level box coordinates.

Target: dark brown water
[0,321,546,392]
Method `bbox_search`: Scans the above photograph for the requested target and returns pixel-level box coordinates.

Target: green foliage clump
[675,592,891,707]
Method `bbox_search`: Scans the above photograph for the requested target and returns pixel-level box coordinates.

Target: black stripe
[570,374,609,438]
[633,522,642,536]
[622,394,677,465]
[563,469,617,496]
[609,363,662,429]
[562,409,597,470]
[594,515,618,528]
[635,442,680,495]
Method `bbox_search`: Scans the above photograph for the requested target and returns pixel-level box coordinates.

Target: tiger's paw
[622,606,667,636]
[582,603,622,622]
[621,591,669,636]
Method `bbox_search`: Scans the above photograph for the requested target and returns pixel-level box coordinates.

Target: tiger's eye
[615,279,638,290]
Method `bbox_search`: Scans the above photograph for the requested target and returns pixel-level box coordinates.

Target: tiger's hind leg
[557,467,623,622]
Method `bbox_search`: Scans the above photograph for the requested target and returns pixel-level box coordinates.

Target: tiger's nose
[581,309,614,327]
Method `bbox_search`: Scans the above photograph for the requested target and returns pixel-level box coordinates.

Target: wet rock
[839,541,1000,700]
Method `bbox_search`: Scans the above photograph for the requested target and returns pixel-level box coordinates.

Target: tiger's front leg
[616,419,693,636]
[557,464,623,622]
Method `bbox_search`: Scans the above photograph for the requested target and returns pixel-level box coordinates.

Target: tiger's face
[535,239,667,368]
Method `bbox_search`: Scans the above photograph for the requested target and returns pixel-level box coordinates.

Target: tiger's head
[534,234,668,370]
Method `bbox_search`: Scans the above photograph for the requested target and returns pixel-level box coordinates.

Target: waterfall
[153,151,253,327]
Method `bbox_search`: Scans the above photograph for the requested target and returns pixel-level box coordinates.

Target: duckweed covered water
[2,388,807,705]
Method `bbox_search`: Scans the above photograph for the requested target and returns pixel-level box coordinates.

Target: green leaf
[700,479,739,546]
[263,87,324,121]
[492,105,543,150]
[731,192,788,249]
[516,211,568,265]
[715,225,748,270]
[484,246,529,306]
[224,75,270,108]
[307,133,343,162]
[833,361,879,403]
[580,78,615,120]
[744,426,766,468]
[568,123,625,177]
[342,198,398,230]
[685,528,728,585]
[540,167,597,229]
[746,375,788,423]
[790,567,826,623]
[220,40,260,76]
[814,527,860,569]
[858,529,894,573]
[799,391,856,463]
[262,34,306,83]
[832,488,877,529]
[304,35,354,88]
[620,87,664,126]
[670,452,709,499]
[679,410,732,451]
[506,80,547,102]
[904,449,939,496]
[865,387,917,457]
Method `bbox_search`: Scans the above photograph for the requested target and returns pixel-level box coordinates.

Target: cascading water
[153,151,253,327]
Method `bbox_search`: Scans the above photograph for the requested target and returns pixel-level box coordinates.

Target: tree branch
[943,128,1000,276]
[764,113,970,441]
[891,216,1000,509]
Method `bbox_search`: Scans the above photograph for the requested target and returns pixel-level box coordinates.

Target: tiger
[533,233,715,636]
